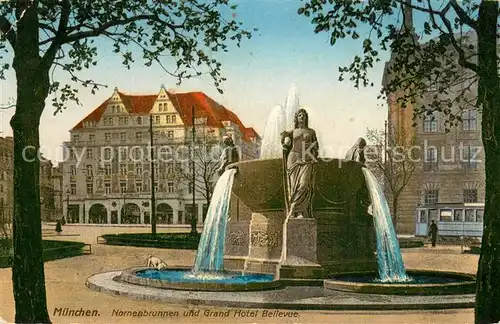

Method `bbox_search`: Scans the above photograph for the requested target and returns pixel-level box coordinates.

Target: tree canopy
[0,0,253,112]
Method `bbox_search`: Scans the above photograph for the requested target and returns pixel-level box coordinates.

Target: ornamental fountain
[87,85,476,308]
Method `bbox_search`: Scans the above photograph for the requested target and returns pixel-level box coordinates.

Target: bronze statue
[345,137,366,165]
[281,108,319,219]
[217,135,240,176]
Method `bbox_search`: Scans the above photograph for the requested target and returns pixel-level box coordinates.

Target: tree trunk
[475,2,500,323]
[10,90,50,323]
[10,2,51,317]
[392,196,398,230]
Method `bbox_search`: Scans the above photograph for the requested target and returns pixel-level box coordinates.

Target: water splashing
[362,168,410,282]
[193,169,237,273]
[283,84,300,131]
[260,105,285,159]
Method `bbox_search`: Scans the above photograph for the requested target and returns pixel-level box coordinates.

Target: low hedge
[398,238,425,249]
[101,233,201,249]
[0,239,88,268]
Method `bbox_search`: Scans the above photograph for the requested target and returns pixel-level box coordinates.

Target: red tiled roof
[244,127,260,139]
[118,92,157,114]
[72,99,110,130]
[71,90,259,142]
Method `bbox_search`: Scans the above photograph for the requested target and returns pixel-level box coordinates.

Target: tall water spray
[362,168,410,282]
[260,105,286,159]
[283,84,300,131]
[193,169,237,272]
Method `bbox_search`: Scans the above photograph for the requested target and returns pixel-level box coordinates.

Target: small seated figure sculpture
[345,137,367,165]
[281,108,319,219]
[147,253,167,270]
[216,135,240,176]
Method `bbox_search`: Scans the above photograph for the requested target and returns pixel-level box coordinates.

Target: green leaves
[1,0,253,113]
[298,0,485,132]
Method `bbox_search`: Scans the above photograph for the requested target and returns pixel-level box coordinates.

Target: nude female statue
[281,109,319,219]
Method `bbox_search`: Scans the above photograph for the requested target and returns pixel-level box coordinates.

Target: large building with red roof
[62,86,261,225]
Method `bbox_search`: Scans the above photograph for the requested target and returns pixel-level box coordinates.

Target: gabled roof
[118,92,157,114]
[71,89,260,142]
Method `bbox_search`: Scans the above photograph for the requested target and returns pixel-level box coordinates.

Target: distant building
[52,166,64,221]
[0,137,13,234]
[62,86,261,225]
[382,8,484,236]
[0,136,57,223]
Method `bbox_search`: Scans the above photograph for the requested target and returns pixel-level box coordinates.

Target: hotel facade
[62,86,261,225]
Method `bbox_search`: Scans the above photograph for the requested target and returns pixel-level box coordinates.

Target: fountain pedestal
[224,158,378,280]
[280,218,323,279]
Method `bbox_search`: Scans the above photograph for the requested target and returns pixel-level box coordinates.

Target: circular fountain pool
[118,267,281,292]
[324,270,476,295]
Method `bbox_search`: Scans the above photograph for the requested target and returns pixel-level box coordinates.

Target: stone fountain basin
[118,267,282,292]
[324,270,476,295]
[229,158,366,212]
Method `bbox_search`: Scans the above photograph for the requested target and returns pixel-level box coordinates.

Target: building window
[104,164,111,175]
[70,165,76,176]
[477,209,484,222]
[120,164,127,176]
[423,114,438,133]
[72,135,79,143]
[188,182,193,194]
[103,148,111,159]
[86,149,93,159]
[120,182,127,193]
[166,115,171,123]
[454,209,464,222]
[103,117,113,126]
[86,183,93,195]
[159,103,163,112]
[105,133,111,144]
[167,131,174,139]
[105,182,111,194]
[462,146,480,170]
[462,109,477,131]
[120,132,126,143]
[155,116,160,124]
[424,147,438,171]
[135,132,142,141]
[167,181,174,193]
[167,163,174,174]
[136,182,142,193]
[464,189,478,203]
[136,116,142,125]
[424,189,439,204]
[135,164,143,176]
[465,209,475,222]
[439,209,453,222]
[86,165,93,176]
[70,183,76,195]
[154,182,158,192]
[172,115,176,123]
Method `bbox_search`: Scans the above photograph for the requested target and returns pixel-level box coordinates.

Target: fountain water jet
[362,168,410,282]
[283,84,300,131]
[260,105,285,159]
[193,169,237,273]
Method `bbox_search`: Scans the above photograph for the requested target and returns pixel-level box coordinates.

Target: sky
[0,0,414,164]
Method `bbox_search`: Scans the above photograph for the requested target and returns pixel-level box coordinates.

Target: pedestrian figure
[55,219,63,235]
[429,220,438,247]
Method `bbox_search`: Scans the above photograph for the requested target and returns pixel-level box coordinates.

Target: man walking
[429,220,438,247]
